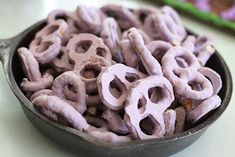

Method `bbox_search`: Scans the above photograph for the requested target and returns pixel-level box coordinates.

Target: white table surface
[0,0,234,157]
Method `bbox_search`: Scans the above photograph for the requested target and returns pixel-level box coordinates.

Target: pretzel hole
[138,96,147,114]
[140,115,159,135]
[75,40,92,53]
[139,12,148,23]
[80,65,101,79]
[188,81,203,91]
[152,48,167,61]
[173,70,181,78]
[194,52,199,57]
[68,59,75,65]
[44,25,59,35]
[175,56,189,68]
[105,11,119,20]
[67,83,77,93]
[64,85,77,101]
[36,41,53,52]
[109,77,125,98]
[125,73,139,82]
[57,50,64,59]
[55,14,68,21]
[148,87,164,103]
[96,47,106,57]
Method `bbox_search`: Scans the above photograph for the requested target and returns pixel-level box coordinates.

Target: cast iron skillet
[0,20,233,157]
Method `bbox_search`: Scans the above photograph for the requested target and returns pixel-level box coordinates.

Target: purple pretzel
[173,70,214,99]
[98,63,145,110]
[102,109,129,135]
[34,20,68,38]
[86,126,132,143]
[63,74,104,107]
[120,31,151,71]
[18,48,54,92]
[77,58,111,93]
[29,20,68,63]
[101,4,141,30]
[18,47,41,81]
[32,95,89,131]
[120,39,139,69]
[195,0,211,12]
[146,40,172,62]
[47,10,81,33]
[51,46,74,73]
[125,76,174,139]
[221,4,235,21]
[62,83,103,107]
[162,46,213,100]
[122,28,152,44]
[174,106,186,133]
[47,10,83,44]
[100,17,124,63]
[20,72,54,93]
[67,33,112,69]
[161,6,187,43]
[144,6,186,45]
[128,27,163,75]
[30,89,52,101]
[52,71,86,114]
[134,6,158,24]
[30,36,61,64]
[48,9,70,23]
[40,107,58,121]
[137,29,153,44]
[67,33,112,92]
[187,95,222,124]
[198,67,222,95]
[162,46,201,78]
[76,5,105,34]
[164,109,176,136]
[61,71,101,106]
[194,36,215,65]
[63,85,103,110]
[181,35,196,52]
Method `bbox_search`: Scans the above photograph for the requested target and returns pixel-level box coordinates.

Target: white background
[0,0,235,156]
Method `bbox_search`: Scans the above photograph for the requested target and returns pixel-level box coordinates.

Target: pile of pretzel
[18,4,222,143]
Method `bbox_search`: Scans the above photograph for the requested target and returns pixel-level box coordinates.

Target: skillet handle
[0,38,12,70]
